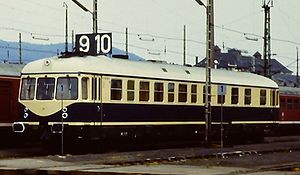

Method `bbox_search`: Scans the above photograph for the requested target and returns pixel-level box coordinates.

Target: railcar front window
[36,78,55,100]
[20,78,36,100]
[56,77,78,100]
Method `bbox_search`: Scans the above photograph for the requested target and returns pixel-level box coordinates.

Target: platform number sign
[75,33,112,55]
[218,85,227,95]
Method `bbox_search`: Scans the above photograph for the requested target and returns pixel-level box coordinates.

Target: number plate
[75,33,112,55]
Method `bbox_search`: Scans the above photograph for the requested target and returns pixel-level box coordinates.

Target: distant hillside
[0,40,144,63]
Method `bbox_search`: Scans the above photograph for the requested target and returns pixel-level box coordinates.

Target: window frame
[111,79,122,101]
[244,88,251,105]
[178,84,187,103]
[55,77,78,100]
[191,84,197,103]
[20,77,36,100]
[231,87,239,104]
[260,89,267,106]
[154,82,164,102]
[127,80,135,101]
[36,77,55,100]
[139,81,150,102]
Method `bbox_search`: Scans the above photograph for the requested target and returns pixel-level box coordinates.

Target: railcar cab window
[20,78,36,100]
[111,79,122,100]
[231,87,239,104]
[139,81,149,101]
[37,78,55,100]
[56,77,78,100]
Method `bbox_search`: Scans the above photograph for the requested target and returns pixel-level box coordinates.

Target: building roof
[0,63,24,77]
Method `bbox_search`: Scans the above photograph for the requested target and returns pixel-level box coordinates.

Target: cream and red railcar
[277,86,300,135]
[13,55,279,141]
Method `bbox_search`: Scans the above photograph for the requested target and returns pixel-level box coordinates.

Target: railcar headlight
[23,113,28,119]
[24,107,28,113]
[62,112,68,119]
[62,107,68,113]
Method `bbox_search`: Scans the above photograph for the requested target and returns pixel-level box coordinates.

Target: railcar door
[93,75,103,139]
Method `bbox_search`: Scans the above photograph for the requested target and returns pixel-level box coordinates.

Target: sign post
[218,84,227,154]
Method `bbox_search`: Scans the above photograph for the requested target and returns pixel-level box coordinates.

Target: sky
[0,0,300,73]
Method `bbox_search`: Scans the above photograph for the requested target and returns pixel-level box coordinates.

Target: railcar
[0,63,24,142]
[13,55,279,143]
[277,86,300,135]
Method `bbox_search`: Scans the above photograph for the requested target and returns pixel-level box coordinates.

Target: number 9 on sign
[79,35,90,52]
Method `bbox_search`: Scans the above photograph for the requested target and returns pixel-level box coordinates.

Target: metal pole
[19,33,21,64]
[183,25,186,66]
[125,27,128,55]
[63,2,68,53]
[297,47,299,87]
[262,0,273,78]
[72,30,74,51]
[205,0,214,146]
[220,95,223,153]
[60,85,64,156]
[93,0,98,33]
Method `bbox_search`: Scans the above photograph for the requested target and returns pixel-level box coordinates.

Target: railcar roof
[21,55,278,88]
[279,86,300,96]
[0,63,24,77]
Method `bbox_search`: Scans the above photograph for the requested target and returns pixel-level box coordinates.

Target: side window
[127,80,135,101]
[218,94,225,104]
[276,90,279,106]
[191,84,197,103]
[203,86,206,103]
[82,77,88,100]
[92,77,97,101]
[139,81,149,101]
[20,78,36,100]
[260,89,267,105]
[98,78,101,100]
[231,87,239,104]
[111,79,122,100]
[154,82,164,102]
[270,89,276,106]
[244,89,251,105]
[168,83,175,102]
[178,84,187,102]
